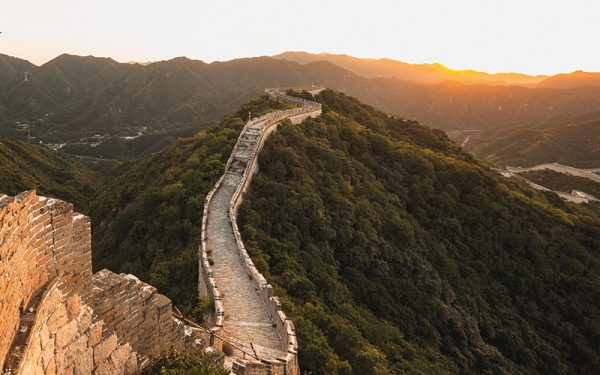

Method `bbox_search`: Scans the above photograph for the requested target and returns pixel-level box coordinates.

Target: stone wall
[13,282,138,375]
[0,191,203,374]
[0,191,93,370]
[91,269,201,361]
[199,90,321,375]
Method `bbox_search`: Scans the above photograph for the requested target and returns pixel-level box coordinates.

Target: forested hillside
[519,169,600,199]
[235,91,600,374]
[462,110,600,168]
[0,140,118,211]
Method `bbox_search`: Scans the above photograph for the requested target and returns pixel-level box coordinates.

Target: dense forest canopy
[0,140,119,211]
[462,110,600,169]
[236,90,600,374]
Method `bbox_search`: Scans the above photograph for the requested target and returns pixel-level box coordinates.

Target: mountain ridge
[2,52,600,162]
[274,51,549,86]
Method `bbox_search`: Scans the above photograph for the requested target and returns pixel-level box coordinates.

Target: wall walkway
[199,90,321,374]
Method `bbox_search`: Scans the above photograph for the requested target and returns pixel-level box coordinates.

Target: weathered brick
[77,306,93,334]
[46,305,68,334]
[110,344,131,370]
[94,334,117,365]
[124,353,138,375]
[94,360,116,375]
[88,322,104,347]
[55,319,78,348]
[45,357,56,375]
[72,347,93,375]
[65,295,81,320]
[1,192,203,374]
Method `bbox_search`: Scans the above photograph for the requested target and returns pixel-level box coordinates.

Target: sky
[1,0,598,75]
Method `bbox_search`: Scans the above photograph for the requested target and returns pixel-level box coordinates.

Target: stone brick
[42,336,55,369]
[54,350,66,373]
[65,335,87,362]
[77,306,93,335]
[46,304,68,332]
[73,348,93,375]
[40,322,50,349]
[124,353,138,375]
[110,344,131,370]
[66,295,81,320]
[94,334,117,365]
[94,360,116,375]
[55,319,79,348]
[88,322,103,347]
[45,357,56,375]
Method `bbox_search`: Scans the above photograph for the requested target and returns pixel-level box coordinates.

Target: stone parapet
[8,281,139,375]
[91,269,202,362]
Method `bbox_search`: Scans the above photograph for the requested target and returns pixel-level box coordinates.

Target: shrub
[222,342,234,356]
[142,350,227,375]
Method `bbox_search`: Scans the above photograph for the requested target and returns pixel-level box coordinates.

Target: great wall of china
[199,90,322,374]
[0,90,321,374]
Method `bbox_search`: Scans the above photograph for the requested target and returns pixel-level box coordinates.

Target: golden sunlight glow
[0,0,597,75]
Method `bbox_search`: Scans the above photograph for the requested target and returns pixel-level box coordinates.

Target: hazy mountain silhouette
[537,70,600,88]
[274,51,548,85]
[0,54,36,81]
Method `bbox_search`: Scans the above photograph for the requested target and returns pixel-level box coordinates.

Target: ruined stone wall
[15,282,138,375]
[0,191,93,370]
[91,269,201,361]
[1,191,202,374]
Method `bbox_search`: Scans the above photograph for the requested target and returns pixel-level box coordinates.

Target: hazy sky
[1,0,598,75]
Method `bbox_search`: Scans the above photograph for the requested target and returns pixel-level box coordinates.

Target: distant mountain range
[274,51,600,88]
[1,51,600,164]
[274,51,547,86]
